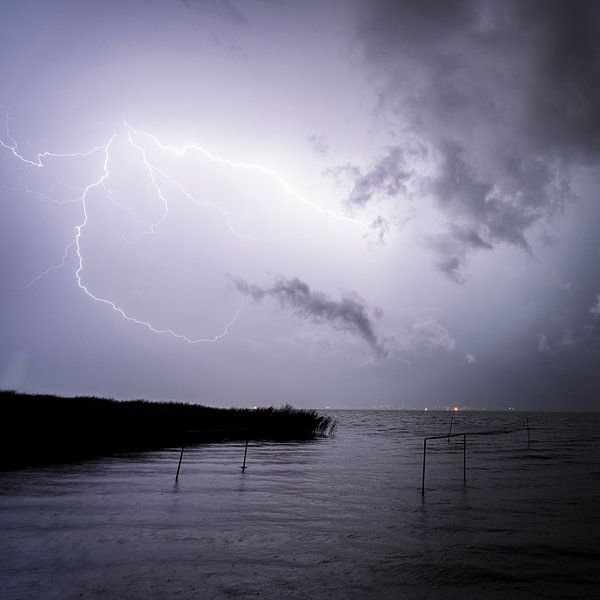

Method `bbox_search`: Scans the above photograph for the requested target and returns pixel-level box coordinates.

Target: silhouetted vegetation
[0,390,335,469]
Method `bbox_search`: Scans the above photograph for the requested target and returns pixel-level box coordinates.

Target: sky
[1,0,599,410]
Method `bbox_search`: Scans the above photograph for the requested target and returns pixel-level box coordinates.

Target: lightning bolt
[101,181,143,226]
[25,240,76,289]
[126,122,371,229]
[16,182,84,206]
[2,111,371,345]
[71,132,246,344]
[125,122,286,243]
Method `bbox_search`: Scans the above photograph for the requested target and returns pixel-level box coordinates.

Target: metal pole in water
[448,416,454,443]
[241,436,249,471]
[421,438,427,494]
[526,418,531,449]
[463,434,467,483]
[175,438,186,481]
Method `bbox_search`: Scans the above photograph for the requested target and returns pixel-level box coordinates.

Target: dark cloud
[367,215,389,244]
[346,146,412,208]
[349,0,600,280]
[431,143,547,251]
[234,276,388,358]
[359,0,600,159]
[428,224,492,284]
[327,145,421,210]
[533,285,600,358]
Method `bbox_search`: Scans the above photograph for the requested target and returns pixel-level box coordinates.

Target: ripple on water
[1,410,599,599]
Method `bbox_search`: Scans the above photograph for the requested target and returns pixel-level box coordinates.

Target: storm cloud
[1,0,599,409]
[234,276,388,359]
[344,0,600,280]
[329,146,414,209]
[388,317,456,358]
[428,223,493,283]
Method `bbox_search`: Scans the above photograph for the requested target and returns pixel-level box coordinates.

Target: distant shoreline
[0,391,335,470]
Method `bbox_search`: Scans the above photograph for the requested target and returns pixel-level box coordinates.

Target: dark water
[1,411,599,599]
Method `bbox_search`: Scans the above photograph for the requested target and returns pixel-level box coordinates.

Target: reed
[0,390,335,469]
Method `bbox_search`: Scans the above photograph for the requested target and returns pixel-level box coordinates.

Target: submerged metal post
[421,438,427,494]
[175,438,186,481]
[526,418,531,449]
[241,436,249,471]
[448,416,454,443]
[463,434,466,482]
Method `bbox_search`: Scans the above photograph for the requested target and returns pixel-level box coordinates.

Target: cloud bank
[234,275,458,363]
[343,0,600,281]
[234,276,388,358]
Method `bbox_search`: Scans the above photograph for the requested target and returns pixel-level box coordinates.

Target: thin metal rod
[241,437,249,471]
[463,434,467,482]
[175,427,251,480]
[421,438,427,494]
[448,416,454,443]
[175,441,186,481]
[425,428,521,441]
[421,427,529,492]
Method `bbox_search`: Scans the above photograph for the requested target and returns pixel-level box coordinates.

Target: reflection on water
[1,411,599,599]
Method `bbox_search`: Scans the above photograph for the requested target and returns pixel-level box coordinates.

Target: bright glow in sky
[1,0,599,410]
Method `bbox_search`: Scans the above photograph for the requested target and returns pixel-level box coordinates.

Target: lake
[1,410,599,599]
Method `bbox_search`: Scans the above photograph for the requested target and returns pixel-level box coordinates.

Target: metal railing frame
[421,424,531,494]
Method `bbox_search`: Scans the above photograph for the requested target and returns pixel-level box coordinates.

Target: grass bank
[0,390,335,469]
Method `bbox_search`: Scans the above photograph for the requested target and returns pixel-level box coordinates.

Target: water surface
[1,411,599,599]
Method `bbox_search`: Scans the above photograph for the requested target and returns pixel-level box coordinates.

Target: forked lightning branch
[1,113,369,344]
